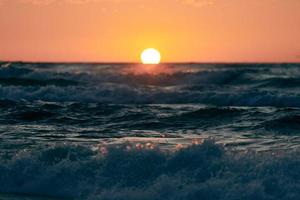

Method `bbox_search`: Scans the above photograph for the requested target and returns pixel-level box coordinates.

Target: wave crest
[0,141,300,200]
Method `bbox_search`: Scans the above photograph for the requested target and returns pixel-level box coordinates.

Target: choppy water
[0,62,300,200]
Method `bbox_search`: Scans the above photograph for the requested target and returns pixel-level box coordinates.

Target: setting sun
[141,48,161,64]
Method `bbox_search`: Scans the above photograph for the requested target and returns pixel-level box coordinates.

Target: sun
[140,48,161,64]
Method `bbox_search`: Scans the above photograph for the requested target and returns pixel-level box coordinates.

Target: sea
[0,62,299,200]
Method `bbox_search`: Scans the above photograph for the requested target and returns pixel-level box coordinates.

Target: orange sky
[0,0,299,63]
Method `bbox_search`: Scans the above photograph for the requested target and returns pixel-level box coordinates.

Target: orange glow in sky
[0,0,299,63]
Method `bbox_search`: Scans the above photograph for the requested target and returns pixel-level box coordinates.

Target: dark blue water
[0,62,300,200]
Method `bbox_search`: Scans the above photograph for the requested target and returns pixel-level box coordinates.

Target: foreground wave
[0,141,299,200]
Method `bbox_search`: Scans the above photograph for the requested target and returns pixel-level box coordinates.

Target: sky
[0,0,299,63]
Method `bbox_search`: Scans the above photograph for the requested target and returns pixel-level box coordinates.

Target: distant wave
[0,78,78,87]
[1,86,300,107]
[258,77,300,88]
[179,107,245,118]
[0,141,299,200]
[1,63,300,106]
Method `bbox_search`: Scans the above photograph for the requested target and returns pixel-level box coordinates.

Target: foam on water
[0,141,300,200]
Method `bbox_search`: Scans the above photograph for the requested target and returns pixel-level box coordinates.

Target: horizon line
[1,60,300,65]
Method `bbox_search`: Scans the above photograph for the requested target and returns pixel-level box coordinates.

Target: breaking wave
[0,141,299,200]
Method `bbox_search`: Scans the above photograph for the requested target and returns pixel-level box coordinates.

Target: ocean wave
[176,107,244,118]
[1,63,300,106]
[263,115,300,134]
[1,63,300,87]
[1,63,300,199]
[0,64,33,78]
[1,101,300,138]
[0,78,78,87]
[0,141,299,200]
[14,110,56,122]
[1,85,300,107]
[258,77,300,88]
[0,63,300,106]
